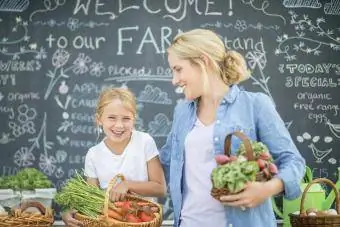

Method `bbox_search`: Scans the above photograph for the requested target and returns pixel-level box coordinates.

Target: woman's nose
[172,74,179,86]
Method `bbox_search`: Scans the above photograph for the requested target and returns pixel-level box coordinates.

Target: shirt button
[222,100,226,104]
[214,137,219,142]
[216,120,220,124]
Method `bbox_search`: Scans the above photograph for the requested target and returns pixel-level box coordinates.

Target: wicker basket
[211,131,270,201]
[74,174,163,227]
[289,178,340,227]
[0,200,54,226]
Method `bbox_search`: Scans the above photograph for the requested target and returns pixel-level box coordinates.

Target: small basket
[289,178,340,227]
[211,131,270,200]
[0,201,54,226]
[75,174,163,227]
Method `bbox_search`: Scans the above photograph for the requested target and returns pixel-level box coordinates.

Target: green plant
[0,168,52,190]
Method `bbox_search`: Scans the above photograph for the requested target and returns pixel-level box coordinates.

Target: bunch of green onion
[54,172,106,218]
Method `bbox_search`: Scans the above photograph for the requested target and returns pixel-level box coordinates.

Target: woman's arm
[256,93,305,199]
[221,93,305,208]
[159,104,180,186]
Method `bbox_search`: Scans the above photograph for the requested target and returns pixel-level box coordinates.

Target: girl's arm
[87,177,100,187]
[123,156,167,197]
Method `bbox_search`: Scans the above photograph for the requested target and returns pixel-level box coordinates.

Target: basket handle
[19,201,47,215]
[299,178,339,214]
[103,174,125,220]
[224,131,255,161]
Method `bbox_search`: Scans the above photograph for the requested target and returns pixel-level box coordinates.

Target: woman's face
[168,51,204,100]
[97,99,134,144]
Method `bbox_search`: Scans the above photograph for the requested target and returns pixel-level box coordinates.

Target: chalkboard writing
[0,0,339,221]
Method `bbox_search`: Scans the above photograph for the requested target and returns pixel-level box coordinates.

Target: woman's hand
[61,209,83,227]
[109,181,129,201]
[219,181,269,209]
[220,178,284,210]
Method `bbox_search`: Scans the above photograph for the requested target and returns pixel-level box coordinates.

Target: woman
[160,29,305,227]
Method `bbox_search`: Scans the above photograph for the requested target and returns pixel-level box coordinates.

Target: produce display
[211,141,278,194]
[55,173,160,223]
[0,168,52,190]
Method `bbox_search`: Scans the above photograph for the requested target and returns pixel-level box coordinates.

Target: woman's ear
[200,54,210,67]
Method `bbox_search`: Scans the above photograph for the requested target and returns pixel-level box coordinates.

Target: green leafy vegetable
[0,168,52,190]
[54,172,107,218]
[211,161,259,193]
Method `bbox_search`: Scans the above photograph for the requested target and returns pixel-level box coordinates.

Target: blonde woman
[62,88,166,227]
[160,29,305,227]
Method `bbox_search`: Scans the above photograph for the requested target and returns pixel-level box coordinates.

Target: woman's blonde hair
[95,88,137,124]
[168,29,249,88]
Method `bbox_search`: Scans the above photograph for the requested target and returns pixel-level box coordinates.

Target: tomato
[139,211,155,222]
[126,213,142,223]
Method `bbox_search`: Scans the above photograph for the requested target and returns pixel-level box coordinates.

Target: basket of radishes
[211,131,278,201]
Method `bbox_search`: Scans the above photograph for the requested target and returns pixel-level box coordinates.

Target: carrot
[107,209,124,221]
[111,207,127,216]
[114,201,125,207]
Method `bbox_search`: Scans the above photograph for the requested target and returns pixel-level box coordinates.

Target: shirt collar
[191,84,240,108]
[223,84,240,104]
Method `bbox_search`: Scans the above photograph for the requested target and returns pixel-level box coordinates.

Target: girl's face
[168,51,204,100]
[97,99,134,144]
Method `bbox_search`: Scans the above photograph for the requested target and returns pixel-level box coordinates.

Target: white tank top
[180,119,227,227]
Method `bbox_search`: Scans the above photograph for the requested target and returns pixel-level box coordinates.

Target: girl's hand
[219,181,269,210]
[61,210,83,227]
[109,181,129,201]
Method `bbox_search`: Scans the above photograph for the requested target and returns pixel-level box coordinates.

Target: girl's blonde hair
[95,88,137,124]
[168,29,249,88]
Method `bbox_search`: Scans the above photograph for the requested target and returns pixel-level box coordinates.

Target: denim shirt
[160,85,306,227]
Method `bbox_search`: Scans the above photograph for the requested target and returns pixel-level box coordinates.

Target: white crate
[0,189,21,208]
[21,188,57,209]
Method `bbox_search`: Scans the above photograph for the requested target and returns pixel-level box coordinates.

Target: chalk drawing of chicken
[308,143,332,163]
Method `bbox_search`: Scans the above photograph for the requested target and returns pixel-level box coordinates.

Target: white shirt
[180,119,227,227]
[84,130,159,189]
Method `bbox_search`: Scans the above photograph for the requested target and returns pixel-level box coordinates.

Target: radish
[256,159,266,170]
[268,163,278,174]
[259,152,271,160]
[214,155,230,164]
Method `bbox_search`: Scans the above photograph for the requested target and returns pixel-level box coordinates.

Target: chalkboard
[0,0,339,221]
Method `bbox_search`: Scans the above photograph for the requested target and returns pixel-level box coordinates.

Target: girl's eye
[123,117,131,121]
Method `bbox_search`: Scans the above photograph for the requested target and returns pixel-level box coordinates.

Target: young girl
[62,88,166,227]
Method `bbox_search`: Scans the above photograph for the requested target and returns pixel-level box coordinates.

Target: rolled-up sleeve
[159,105,179,188]
[255,93,305,200]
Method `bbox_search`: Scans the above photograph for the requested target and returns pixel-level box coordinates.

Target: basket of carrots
[55,173,162,227]
[0,201,54,227]
[211,131,278,201]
